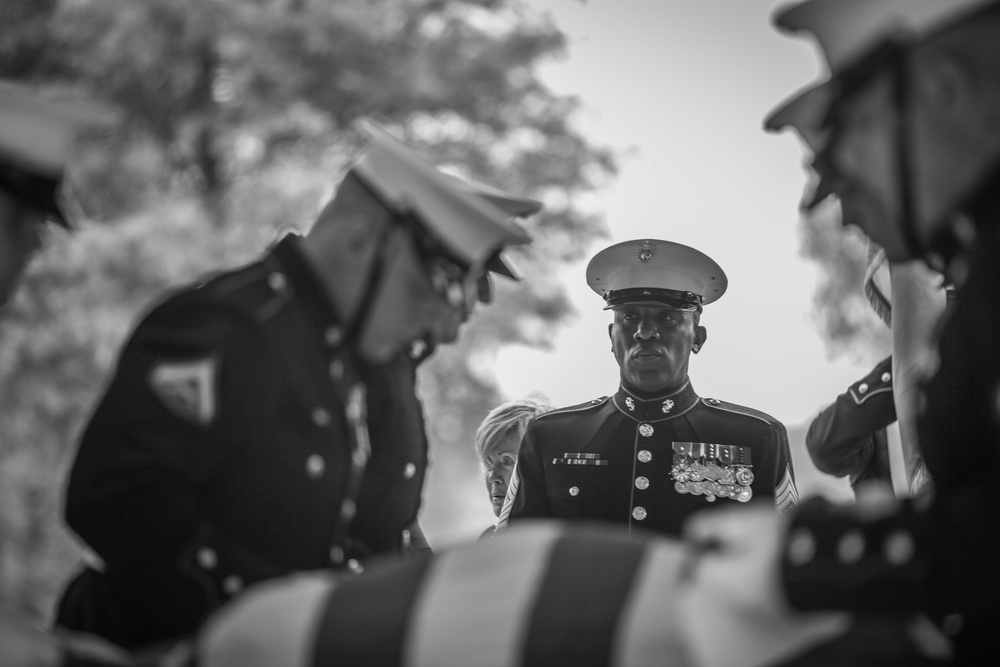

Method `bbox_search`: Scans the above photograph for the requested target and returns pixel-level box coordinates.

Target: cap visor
[486,252,521,281]
[447,175,543,218]
[352,120,534,268]
[764,81,833,152]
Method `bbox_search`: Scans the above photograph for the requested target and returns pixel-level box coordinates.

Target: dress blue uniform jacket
[502,380,798,537]
[55,234,430,648]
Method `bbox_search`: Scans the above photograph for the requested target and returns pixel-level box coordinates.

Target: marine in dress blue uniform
[54,120,540,649]
[498,239,798,537]
[754,1,1000,663]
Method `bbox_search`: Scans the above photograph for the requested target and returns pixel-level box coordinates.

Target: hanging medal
[670,441,753,503]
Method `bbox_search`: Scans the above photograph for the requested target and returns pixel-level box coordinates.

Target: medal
[670,441,752,504]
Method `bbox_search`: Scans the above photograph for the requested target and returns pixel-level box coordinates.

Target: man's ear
[693,325,707,353]
[608,322,614,341]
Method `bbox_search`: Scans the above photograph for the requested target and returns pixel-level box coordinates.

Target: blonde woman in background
[474,396,552,537]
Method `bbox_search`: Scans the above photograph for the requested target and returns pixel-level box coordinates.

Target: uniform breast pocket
[543,461,615,519]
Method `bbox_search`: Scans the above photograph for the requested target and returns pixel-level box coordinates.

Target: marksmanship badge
[149,356,218,426]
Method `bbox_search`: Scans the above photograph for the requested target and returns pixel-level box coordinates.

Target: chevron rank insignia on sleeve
[148,356,219,426]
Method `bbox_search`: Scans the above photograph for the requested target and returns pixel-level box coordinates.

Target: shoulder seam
[536,397,609,419]
[701,398,779,426]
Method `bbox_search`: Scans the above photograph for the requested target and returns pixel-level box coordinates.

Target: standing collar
[613,379,700,422]
[267,233,346,343]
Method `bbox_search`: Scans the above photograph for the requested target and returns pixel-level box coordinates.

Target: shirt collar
[613,379,700,422]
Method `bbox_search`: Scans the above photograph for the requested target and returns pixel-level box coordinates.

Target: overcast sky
[494,0,879,428]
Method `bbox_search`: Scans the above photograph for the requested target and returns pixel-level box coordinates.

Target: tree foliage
[798,200,891,365]
[0,0,616,620]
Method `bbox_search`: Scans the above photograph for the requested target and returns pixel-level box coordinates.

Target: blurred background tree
[0,0,617,621]
[799,200,891,366]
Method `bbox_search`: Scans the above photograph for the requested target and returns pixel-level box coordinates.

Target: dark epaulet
[536,396,610,420]
[188,259,292,324]
[700,397,779,427]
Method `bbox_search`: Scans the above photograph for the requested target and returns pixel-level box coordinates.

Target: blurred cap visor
[764,0,998,137]
[350,119,539,280]
[0,82,107,227]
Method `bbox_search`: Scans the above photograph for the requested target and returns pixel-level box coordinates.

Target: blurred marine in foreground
[685,0,1000,664]
[54,120,540,649]
[1,82,132,666]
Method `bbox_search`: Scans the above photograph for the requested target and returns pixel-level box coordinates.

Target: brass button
[197,547,217,570]
[267,272,286,292]
[403,462,417,479]
[568,486,579,497]
[325,327,344,346]
[306,454,325,478]
[881,372,891,383]
[787,528,816,566]
[638,423,654,437]
[635,476,650,490]
[858,382,869,394]
[837,530,866,564]
[330,546,344,564]
[638,450,652,463]
[352,447,368,467]
[312,407,331,427]
[330,360,344,381]
[347,559,365,574]
[883,530,915,566]
[632,506,647,521]
[223,575,243,595]
[340,499,356,520]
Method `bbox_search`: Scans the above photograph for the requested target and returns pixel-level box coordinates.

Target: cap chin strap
[342,218,395,361]
[889,45,928,261]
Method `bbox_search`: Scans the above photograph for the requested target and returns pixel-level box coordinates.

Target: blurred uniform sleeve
[805,356,896,494]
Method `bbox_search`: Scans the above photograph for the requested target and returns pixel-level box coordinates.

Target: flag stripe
[313,553,433,666]
[522,524,647,667]
[404,521,563,667]
[199,573,337,667]
[611,541,691,666]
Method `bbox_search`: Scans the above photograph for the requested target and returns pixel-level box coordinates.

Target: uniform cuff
[782,496,930,612]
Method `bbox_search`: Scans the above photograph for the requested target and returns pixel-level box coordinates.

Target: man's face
[357,229,471,364]
[610,303,706,394]
[0,193,46,308]
[819,72,916,261]
[819,55,986,262]
[482,430,519,517]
